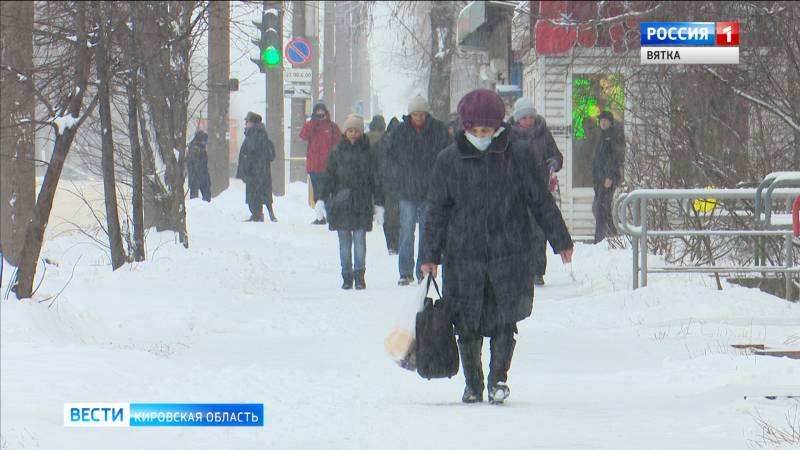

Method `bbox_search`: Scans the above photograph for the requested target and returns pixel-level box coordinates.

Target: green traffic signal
[263,46,281,67]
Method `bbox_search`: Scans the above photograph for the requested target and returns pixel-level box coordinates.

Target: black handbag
[415,276,459,380]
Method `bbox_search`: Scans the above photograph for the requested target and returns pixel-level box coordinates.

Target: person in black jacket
[592,110,625,243]
[371,116,400,255]
[187,130,211,202]
[316,114,384,290]
[236,112,277,222]
[420,89,574,405]
[386,96,451,285]
[511,97,564,286]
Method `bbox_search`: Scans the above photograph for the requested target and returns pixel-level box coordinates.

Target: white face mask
[465,132,492,151]
[465,126,504,152]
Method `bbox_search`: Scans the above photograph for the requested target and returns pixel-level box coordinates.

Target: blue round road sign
[285,37,312,67]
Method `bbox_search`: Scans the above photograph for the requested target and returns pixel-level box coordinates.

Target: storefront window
[571,74,624,188]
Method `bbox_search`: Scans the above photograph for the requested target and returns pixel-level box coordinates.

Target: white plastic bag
[384,277,432,370]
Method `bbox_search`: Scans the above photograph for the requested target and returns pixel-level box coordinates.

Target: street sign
[285,37,312,67]
[284,68,312,84]
[284,84,312,98]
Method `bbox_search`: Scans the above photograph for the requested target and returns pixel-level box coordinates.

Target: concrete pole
[207,0,230,196]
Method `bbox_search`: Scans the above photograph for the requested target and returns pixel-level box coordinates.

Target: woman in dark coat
[236,112,277,222]
[317,114,384,290]
[420,89,574,405]
[511,98,565,286]
[187,130,211,202]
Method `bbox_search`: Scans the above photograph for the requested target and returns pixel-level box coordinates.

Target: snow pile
[53,114,79,135]
[1,180,798,449]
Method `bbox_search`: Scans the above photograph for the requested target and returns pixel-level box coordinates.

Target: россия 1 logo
[639,22,739,65]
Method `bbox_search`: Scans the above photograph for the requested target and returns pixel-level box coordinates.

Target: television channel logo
[640,22,739,65]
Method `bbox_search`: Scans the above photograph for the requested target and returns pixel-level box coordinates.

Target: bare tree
[0,0,36,267]
[14,1,97,298]
[92,1,127,269]
[127,2,207,248]
[427,2,458,120]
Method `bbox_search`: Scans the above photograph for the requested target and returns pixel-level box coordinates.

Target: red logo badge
[716,22,739,46]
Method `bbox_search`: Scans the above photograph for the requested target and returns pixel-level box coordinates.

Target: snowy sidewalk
[2,181,798,449]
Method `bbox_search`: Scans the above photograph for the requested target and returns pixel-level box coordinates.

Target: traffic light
[251,9,282,73]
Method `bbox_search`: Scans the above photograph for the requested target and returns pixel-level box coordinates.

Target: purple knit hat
[457,89,506,130]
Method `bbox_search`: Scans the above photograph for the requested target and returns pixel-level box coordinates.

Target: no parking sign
[285,37,312,68]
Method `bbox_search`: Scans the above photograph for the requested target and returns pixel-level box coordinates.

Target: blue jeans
[338,230,366,275]
[398,200,428,280]
[309,172,323,203]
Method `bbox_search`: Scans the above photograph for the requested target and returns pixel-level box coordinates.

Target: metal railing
[613,175,800,300]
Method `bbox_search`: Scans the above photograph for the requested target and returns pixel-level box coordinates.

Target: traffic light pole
[264,0,285,196]
[289,1,307,184]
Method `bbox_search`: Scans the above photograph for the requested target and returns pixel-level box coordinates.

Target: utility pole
[354,5,371,119]
[289,1,306,183]
[307,2,319,105]
[208,0,230,196]
[322,0,334,107]
[333,1,353,122]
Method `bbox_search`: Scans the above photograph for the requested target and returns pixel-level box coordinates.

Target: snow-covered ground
[2,180,798,449]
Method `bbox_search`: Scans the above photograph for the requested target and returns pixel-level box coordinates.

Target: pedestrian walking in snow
[592,110,625,243]
[316,114,384,290]
[368,115,400,255]
[301,102,342,225]
[236,112,277,222]
[187,130,211,202]
[386,95,450,286]
[511,97,564,286]
[420,89,574,404]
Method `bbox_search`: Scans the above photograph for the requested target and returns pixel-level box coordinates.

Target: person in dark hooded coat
[187,130,211,202]
[420,89,574,405]
[236,112,277,222]
[592,110,625,243]
[378,117,402,254]
[511,97,564,286]
[317,114,384,290]
[367,115,400,254]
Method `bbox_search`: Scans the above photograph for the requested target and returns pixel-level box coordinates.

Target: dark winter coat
[592,122,625,185]
[367,130,387,180]
[300,114,341,173]
[366,130,384,147]
[421,125,573,333]
[385,115,450,203]
[236,123,275,203]
[319,135,384,232]
[187,131,210,192]
[511,115,564,185]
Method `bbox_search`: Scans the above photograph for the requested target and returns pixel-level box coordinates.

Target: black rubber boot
[457,335,484,403]
[341,273,354,290]
[488,328,516,404]
[354,271,366,290]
